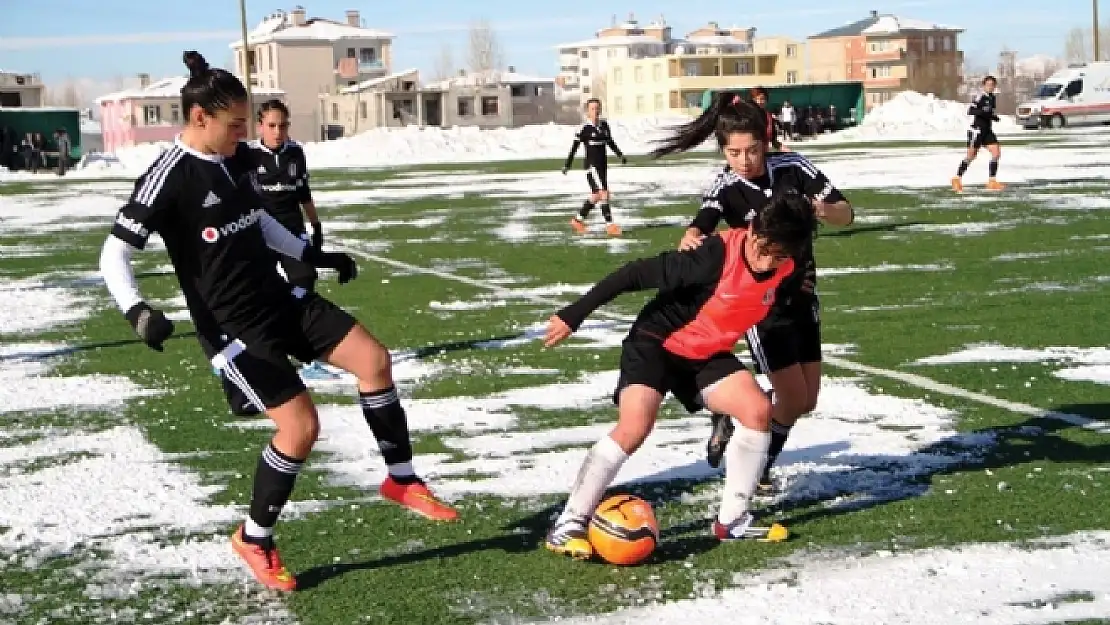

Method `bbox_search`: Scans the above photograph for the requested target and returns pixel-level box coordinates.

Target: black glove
[124,302,174,351]
[310,221,323,248]
[303,246,358,284]
[621,157,628,164]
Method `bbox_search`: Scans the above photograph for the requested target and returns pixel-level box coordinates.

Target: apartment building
[603,23,804,118]
[808,11,963,110]
[0,70,46,107]
[95,74,283,153]
[229,7,394,141]
[554,14,673,105]
[753,36,808,84]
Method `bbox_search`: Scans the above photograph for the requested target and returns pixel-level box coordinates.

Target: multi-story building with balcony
[229,6,395,140]
[602,22,805,118]
[553,14,673,107]
[808,11,963,110]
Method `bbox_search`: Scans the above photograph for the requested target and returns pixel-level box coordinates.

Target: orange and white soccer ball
[587,494,659,565]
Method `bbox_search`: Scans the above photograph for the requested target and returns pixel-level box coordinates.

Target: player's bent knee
[268,393,322,452]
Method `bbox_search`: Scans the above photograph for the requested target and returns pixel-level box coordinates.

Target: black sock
[577,200,594,220]
[359,386,417,481]
[956,160,969,177]
[765,420,793,471]
[988,160,999,177]
[598,202,612,222]
[245,442,304,545]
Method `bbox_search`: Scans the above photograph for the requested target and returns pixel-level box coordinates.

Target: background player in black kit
[953,75,1005,192]
[651,90,854,493]
[250,99,322,289]
[563,98,626,236]
[97,51,458,593]
[219,100,331,416]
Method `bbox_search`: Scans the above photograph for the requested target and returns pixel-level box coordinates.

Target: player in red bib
[541,181,816,559]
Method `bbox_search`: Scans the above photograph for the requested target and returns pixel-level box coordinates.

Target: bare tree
[1065,27,1090,64]
[432,44,456,81]
[1063,24,1110,63]
[467,19,505,74]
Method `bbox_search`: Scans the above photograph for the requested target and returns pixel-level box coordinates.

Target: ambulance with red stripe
[1016,62,1110,130]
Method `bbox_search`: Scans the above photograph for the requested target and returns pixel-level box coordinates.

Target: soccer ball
[587,494,659,565]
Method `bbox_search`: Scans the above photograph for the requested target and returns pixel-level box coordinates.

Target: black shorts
[208,291,357,410]
[967,127,998,149]
[746,297,821,374]
[614,338,748,413]
[586,166,609,192]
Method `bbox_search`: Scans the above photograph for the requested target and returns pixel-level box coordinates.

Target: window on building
[786,71,798,84]
[634,66,643,82]
[511,85,524,97]
[943,62,952,75]
[737,60,753,75]
[360,48,376,63]
[613,68,623,84]
[684,92,700,108]
[169,104,180,123]
[944,36,952,51]
[786,44,797,58]
[870,66,891,78]
[481,96,499,116]
[614,96,623,113]
[143,105,160,125]
[654,93,664,111]
[580,50,589,58]
[607,48,617,58]
[652,64,662,80]
[267,46,273,69]
[331,103,339,121]
[581,68,590,77]
[457,96,474,116]
[346,48,356,58]
[635,95,644,112]
[927,36,935,51]
[247,50,257,72]
[360,101,368,118]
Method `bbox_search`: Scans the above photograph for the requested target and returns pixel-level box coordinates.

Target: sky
[0,0,1091,99]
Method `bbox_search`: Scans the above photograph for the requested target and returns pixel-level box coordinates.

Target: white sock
[387,461,415,479]
[558,435,629,525]
[718,423,770,524]
[244,518,273,539]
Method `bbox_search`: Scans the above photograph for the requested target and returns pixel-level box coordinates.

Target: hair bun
[182,51,209,78]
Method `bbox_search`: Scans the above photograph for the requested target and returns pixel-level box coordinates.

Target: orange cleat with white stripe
[380,476,459,521]
[231,525,297,592]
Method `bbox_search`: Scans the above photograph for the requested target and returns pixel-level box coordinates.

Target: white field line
[341,240,1110,435]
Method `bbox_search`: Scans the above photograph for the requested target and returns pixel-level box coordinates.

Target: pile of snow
[831,91,1019,141]
[69,115,700,176]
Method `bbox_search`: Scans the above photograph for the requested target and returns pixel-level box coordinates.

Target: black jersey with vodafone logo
[693,152,847,309]
[109,139,295,346]
[241,139,312,231]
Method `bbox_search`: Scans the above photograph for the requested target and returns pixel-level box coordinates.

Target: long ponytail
[649,90,767,159]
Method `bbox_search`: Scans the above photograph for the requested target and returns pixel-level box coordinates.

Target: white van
[1015,62,1110,129]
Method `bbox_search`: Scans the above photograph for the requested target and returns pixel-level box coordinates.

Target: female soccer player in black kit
[221,100,331,415]
[655,91,854,494]
[563,97,627,236]
[952,75,1005,192]
[543,188,817,559]
[98,52,458,592]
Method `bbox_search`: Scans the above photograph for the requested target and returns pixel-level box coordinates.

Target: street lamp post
[239,0,256,139]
